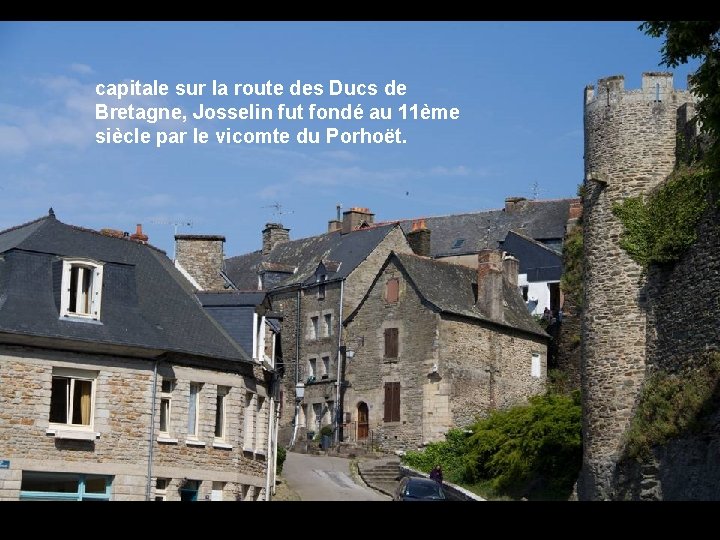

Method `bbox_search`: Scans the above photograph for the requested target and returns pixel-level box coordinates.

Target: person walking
[429,464,443,485]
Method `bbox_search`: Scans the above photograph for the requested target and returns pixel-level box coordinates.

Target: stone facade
[175,235,227,290]
[578,72,695,500]
[271,226,412,446]
[343,258,547,452]
[0,345,269,501]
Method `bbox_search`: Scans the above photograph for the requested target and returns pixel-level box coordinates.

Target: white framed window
[60,259,104,321]
[211,481,224,501]
[323,313,332,337]
[155,478,169,501]
[188,382,201,438]
[322,356,330,378]
[49,367,97,430]
[308,358,317,379]
[310,316,319,340]
[531,353,542,378]
[215,386,229,441]
[243,392,256,451]
[159,379,174,436]
[255,396,267,454]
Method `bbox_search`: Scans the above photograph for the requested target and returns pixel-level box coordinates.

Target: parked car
[393,476,447,501]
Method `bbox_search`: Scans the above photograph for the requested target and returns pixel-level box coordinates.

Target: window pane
[214,393,224,438]
[161,379,174,393]
[188,384,198,435]
[22,472,79,493]
[160,398,170,432]
[69,268,78,312]
[71,379,93,425]
[80,267,91,313]
[84,476,107,494]
[49,377,69,423]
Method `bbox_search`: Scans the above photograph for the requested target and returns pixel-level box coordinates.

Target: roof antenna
[150,218,194,260]
[262,202,294,220]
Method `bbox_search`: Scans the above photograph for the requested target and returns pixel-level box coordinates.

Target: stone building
[342,250,549,451]
[577,72,699,499]
[0,212,277,501]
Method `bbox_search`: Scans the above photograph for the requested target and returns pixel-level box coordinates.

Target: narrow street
[278,451,390,501]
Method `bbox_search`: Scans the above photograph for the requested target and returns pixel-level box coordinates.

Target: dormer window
[60,259,104,321]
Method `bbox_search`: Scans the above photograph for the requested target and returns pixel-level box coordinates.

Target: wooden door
[357,402,369,440]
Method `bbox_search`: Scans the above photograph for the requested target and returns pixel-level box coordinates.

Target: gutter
[145,358,160,501]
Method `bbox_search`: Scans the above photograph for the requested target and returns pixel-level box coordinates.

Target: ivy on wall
[612,166,715,267]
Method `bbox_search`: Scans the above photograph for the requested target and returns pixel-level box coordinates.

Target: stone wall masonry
[175,236,226,290]
[646,200,720,371]
[344,259,439,451]
[0,345,267,500]
[579,73,695,500]
[440,315,547,428]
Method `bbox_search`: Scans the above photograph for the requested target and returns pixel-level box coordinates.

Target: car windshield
[405,481,445,499]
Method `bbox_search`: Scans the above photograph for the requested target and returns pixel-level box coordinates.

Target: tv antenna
[150,218,194,260]
[528,180,546,201]
[262,202,294,219]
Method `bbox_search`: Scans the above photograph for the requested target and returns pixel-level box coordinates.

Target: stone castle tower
[577,72,695,499]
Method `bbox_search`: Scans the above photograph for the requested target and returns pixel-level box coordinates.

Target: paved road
[281,451,390,501]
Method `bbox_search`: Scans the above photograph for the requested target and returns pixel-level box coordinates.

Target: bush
[401,428,472,484]
[319,424,333,437]
[276,445,287,474]
[465,392,582,494]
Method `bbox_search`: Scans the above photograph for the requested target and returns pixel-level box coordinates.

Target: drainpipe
[290,287,302,447]
[271,396,281,494]
[264,388,275,501]
[334,279,345,445]
[145,358,159,501]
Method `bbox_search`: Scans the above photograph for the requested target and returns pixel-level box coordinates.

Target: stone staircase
[356,455,401,497]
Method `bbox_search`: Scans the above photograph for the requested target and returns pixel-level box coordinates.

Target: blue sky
[0,22,700,257]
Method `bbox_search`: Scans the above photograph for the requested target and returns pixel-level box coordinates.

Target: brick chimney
[477,249,503,321]
[175,234,226,290]
[129,224,149,244]
[566,197,582,233]
[504,196,527,213]
[502,254,519,287]
[328,204,342,233]
[262,223,290,255]
[407,219,431,257]
[342,207,374,234]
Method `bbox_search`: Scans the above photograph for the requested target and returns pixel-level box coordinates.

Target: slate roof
[224,223,399,290]
[0,214,252,363]
[501,230,563,282]
[393,198,575,257]
[387,252,547,338]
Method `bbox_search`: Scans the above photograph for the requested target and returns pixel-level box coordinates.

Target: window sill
[212,441,233,450]
[58,315,103,325]
[47,428,98,441]
[157,436,178,444]
[185,439,206,447]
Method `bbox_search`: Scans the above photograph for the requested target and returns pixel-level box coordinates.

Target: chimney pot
[407,219,431,257]
[129,223,149,244]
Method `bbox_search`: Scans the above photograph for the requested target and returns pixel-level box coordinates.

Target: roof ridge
[0,214,50,236]
[506,229,563,255]
[64,222,168,255]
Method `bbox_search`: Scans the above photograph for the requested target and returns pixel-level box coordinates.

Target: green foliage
[560,224,583,307]
[464,392,582,494]
[276,445,287,474]
[641,22,720,169]
[625,353,720,460]
[319,424,333,437]
[402,393,583,499]
[401,428,471,484]
[612,166,712,266]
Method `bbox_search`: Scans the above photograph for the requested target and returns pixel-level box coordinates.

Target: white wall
[518,274,557,316]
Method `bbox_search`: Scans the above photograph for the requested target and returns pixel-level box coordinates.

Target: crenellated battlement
[584,72,693,112]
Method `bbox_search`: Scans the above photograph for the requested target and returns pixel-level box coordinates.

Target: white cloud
[70,63,94,75]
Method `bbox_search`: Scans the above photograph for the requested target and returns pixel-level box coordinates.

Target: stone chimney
[328,204,343,233]
[477,249,503,321]
[175,234,226,291]
[342,207,374,234]
[407,219,431,257]
[129,224,149,244]
[262,223,290,255]
[504,196,528,213]
[502,255,519,287]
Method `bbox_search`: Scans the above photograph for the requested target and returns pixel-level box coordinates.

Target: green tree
[641,21,720,168]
